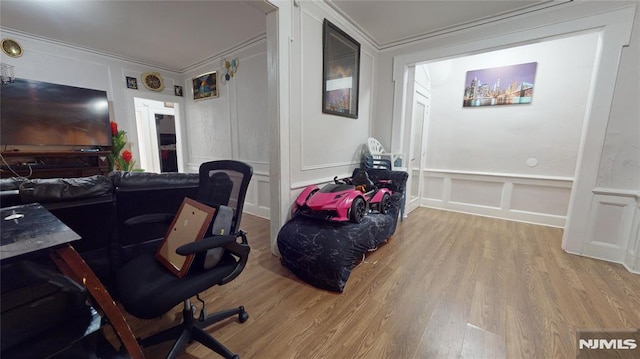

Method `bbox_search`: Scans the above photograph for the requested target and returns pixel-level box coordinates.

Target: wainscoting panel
[425,176,444,202]
[255,174,271,218]
[582,189,639,272]
[511,183,572,216]
[240,170,270,219]
[628,205,640,272]
[450,178,502,208]
[422,170,572,227]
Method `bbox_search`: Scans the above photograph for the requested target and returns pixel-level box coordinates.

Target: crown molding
[1,27,266,75]
[325,0,572,51]
[182,33,267,73]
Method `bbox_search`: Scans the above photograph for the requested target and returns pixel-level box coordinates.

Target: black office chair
[116,160,253,359]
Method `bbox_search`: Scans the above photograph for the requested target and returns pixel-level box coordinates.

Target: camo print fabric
[277,170,407,292]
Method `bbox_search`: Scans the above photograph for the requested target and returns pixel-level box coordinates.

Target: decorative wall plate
[141,72,164,92]
[1,38,23,58]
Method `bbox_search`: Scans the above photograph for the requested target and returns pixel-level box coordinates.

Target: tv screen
[1,78,111,148]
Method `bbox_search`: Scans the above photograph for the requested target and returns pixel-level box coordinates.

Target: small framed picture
[126,76,138,89]
[192,71,218,101]
[174,85,183,97]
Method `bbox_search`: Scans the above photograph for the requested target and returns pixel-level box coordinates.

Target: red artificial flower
[110,121,118,136]
[122,150,133,163]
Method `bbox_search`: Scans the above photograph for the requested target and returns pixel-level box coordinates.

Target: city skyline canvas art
[463,62,537,107]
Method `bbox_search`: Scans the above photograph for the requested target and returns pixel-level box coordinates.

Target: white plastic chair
[367,137,405,171]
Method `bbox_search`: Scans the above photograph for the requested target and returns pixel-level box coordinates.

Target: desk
[0,203,143,359]
[1,203,79,260]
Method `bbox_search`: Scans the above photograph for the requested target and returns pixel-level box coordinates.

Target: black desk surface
[1,203,80,260]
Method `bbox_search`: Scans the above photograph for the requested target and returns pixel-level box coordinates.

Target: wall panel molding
[421,169,572,227]
[576,188,640,273]
[244,173,270,219]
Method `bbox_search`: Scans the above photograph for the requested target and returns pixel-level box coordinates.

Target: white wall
[425,33,597,177]
[265,1,379,254]
[0,28,271,219]
[0,29,184,165]
[183,39,270,219]
[371,1,639,272]
[597,10,640,191]
[585,4,640,272]
[287,1,376,193]
[415,32,599,227]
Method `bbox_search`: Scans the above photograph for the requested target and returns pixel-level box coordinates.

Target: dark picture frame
[322,19,360,118]
[126,76,138,89]
[192,71,218,101]
[174,85,183,97]
[463,62,538,107]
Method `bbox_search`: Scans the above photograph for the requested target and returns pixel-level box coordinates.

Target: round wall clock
[141,72,164,92]
[1,38,23,58]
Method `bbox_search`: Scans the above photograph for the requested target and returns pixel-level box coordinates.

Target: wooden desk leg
[51,244,144,359]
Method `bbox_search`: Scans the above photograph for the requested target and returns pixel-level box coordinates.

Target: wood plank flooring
[118,208,640,358]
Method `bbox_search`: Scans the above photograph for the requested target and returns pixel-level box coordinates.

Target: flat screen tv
[1,78,111,148]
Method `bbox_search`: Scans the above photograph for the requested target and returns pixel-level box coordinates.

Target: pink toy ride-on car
[293,169,393,223]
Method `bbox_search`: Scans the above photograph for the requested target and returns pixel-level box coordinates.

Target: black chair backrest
[205,172,233,207]
[351,169,375,192]
[197,160,253,234]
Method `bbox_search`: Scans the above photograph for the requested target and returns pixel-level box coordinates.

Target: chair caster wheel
[238,307,249,323]
[232,355,240,359]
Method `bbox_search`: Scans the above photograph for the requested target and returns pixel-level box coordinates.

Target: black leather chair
[351,169,376,193]
[116,160,253,359]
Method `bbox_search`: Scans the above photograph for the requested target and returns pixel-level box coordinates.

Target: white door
[406,91,430,214]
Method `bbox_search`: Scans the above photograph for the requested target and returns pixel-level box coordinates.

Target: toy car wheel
[379,193,391,214]
[349,197,366,223]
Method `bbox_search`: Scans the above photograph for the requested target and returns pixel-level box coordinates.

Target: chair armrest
[175,231,250,285]
[123,213,174,226]
[175,234,237,256]
[220,231,250,284]
[176,231,251,285]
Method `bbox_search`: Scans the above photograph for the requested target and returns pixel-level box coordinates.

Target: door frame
[406,84,430,215]
[133,97,178,173]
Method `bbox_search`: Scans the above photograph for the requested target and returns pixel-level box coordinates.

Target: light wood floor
[119,208,640,359]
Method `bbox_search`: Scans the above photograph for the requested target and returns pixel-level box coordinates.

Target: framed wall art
[126,76,138,89]
[463,62,537,107]
[141,72,165,92]
[322,19,360,118]
[192,71,218,101]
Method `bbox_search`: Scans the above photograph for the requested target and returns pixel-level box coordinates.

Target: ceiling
[0,0,269,72]
[0,0,560,73]
[328,0,554,49]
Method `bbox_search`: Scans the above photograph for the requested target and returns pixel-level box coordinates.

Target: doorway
[134,97,181,173]
[155,114,178,172]
[406,87,430,214]
[399,30,602,227]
